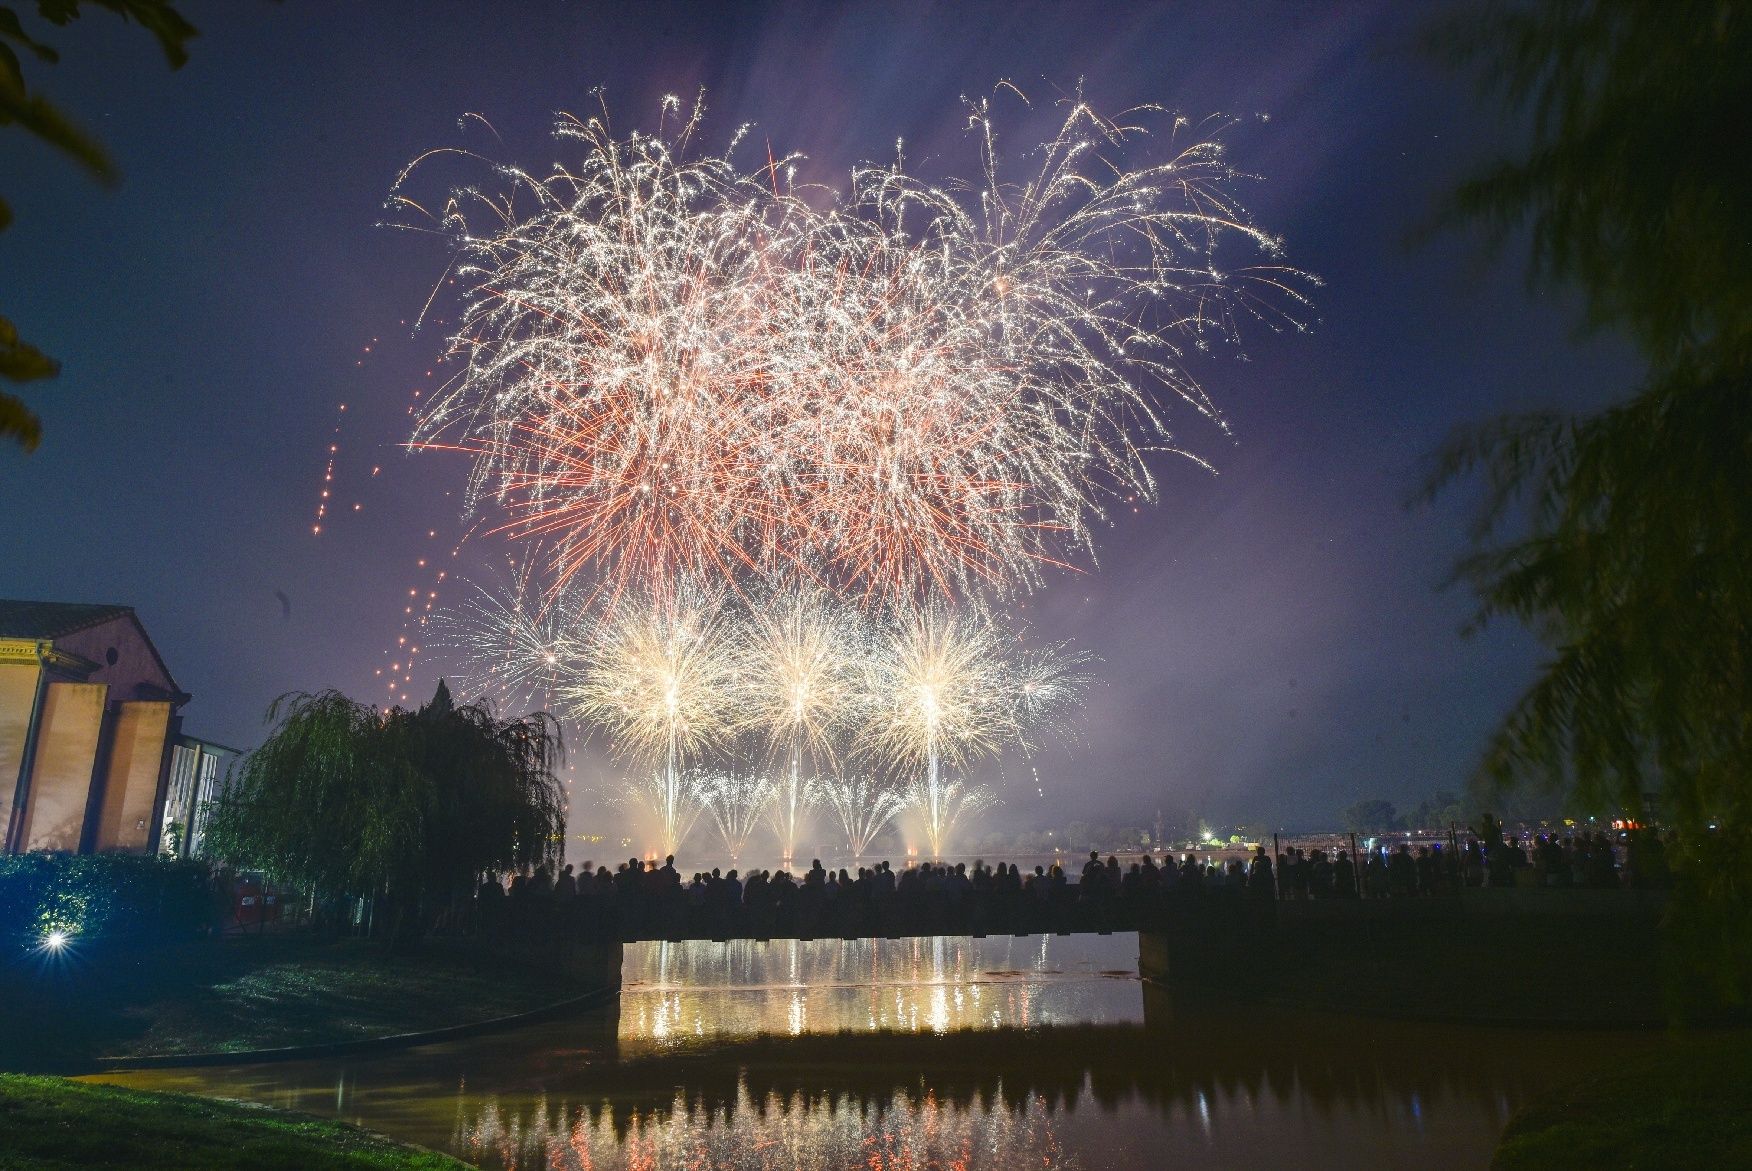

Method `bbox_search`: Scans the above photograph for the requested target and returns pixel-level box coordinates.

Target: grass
[1494,1032,1752,1170]
[0,1075,468,1170]
[0,934,584,1071]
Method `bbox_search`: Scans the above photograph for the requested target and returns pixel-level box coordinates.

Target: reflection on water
[456,1084,1093,1170]
[622,935,1143,1045]
[94,934,1655,1170]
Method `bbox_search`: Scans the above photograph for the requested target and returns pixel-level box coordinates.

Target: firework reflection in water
[454,1078,1086,1171]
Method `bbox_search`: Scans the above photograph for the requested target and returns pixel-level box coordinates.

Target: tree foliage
[1341,799,1402,835]
[1,1,196,451]
[1406,789,1467,831]
[202,684,566,919]
[1423,0,1752,1009]
[1423,0,1751,361]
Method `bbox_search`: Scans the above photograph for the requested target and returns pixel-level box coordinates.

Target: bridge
[531,887,1668,1024]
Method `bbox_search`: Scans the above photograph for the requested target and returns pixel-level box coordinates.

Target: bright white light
[43,930,68,951]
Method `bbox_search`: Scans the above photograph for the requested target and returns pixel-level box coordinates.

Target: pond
[98,935,1651,1169]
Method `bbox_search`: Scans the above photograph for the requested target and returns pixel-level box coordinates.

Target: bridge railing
[474,879,1243,944]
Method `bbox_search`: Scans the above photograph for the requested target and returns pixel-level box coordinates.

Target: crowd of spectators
[477,853,1149,940]
[466,817,1672,942]
[1274,821,1671,899]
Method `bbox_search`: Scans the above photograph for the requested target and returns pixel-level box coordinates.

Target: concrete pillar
[0,659,41,849]
[21,681,109,851]
[562,938,625,993]
[94,701,173,852]
[1137,927,1171,984]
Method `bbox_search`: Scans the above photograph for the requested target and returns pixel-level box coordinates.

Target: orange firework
[396,88,1313,605]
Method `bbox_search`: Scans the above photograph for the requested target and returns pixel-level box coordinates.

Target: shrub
[0,853,215,950]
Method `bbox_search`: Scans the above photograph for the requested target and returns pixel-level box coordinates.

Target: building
[159,733,239,858]
[1,600,237,856]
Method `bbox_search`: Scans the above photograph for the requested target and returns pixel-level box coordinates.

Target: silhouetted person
[1334,850,1357,898]
[477,873,506,938]
[1247,846,1274,898]
[1387,845,1415,897]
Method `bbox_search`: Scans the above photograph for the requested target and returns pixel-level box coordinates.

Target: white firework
[396,88,1312,603]
[901,777,998,860]
[435,561,588,711]
[733,588,863,858]
[697,771,778,860]
[814,775,908,859]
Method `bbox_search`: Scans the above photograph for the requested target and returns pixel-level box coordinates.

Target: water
[96,935,1652,1169]
[623,935,1144,1040]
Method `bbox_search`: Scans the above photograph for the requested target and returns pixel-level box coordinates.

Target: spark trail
[396,90,1311,604]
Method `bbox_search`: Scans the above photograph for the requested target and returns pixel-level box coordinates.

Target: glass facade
[159,740,229,858]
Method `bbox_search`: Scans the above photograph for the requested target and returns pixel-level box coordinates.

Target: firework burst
[614,771,705,859]
[814,775,908,859]
[860,601,1086,857]
[733,588,862,857]
[901,778,997,860]
[564,585,740,853]
[698,771,779,860]
[436,559,587,712]
[398,89,1312,604]
[439,575,1083,857]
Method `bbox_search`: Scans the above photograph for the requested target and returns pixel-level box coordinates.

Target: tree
[202,683,566,941]
[1237,821,1273,845]
[2,1,197,451]
[1423,0,1752,1009]
[1406,790,1467,831]
[1341,799,1402,835]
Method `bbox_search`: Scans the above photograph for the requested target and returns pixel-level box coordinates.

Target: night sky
[0,1,1635,834]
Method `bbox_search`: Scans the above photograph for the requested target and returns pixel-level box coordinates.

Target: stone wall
[1138,890,1670,1024]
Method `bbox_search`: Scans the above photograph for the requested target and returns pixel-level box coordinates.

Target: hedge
[0,853,217,950]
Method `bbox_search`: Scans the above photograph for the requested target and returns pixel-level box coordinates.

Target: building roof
[0,599,184,700]
[174,733,245,756]
[0,599,136,639]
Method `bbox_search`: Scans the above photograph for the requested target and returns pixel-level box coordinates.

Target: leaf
[0,9,61,65]
[0,389,43,451]
[0,313,58,382]
[32,1,197,69]
[0,70,117,184]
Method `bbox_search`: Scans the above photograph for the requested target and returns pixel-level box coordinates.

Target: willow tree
[204,682,565,939]
[1422,1,1752,1009]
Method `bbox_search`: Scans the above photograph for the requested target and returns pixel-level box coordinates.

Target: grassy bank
[0,935,582,1071]
[1494,1033,1752,1169]
[0,1075,468,1170]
